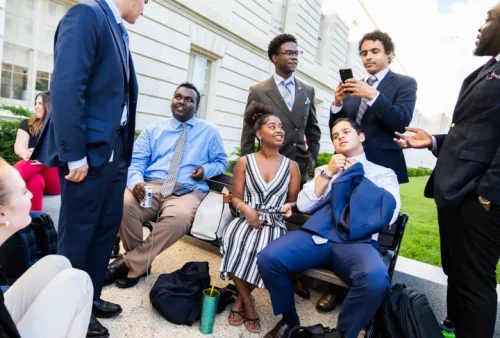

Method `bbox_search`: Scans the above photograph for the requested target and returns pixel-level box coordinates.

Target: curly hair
[267,33,297,61]
[244,101,274,132]
[358,30,395,63]
[176,82,201,106]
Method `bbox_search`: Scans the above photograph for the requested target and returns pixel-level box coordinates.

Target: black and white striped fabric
[220,153,290,288]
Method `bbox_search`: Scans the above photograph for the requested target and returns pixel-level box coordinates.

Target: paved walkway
[43,195,500,337]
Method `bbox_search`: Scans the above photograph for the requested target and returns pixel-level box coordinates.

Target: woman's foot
[228,295,245,326]
[243,295,260,333]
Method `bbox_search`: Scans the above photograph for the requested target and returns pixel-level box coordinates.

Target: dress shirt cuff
[127,177,144,192]
[431,135,438,151]
[68,157,87,170]
[330,104,343,114]
[296,177,323,212]
[367,91,380,106]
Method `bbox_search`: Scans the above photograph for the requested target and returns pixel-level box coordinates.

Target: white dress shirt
[68,0,128,170]
[330,67,391,115]
[273,73,295,107]
[296,153,401,243]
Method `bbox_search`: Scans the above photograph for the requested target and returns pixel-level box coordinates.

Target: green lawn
[399,176,500,283]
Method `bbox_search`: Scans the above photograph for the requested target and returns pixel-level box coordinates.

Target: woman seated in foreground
[0,157,92,338]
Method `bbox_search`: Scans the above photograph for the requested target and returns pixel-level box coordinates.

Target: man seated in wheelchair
[257,118,401,338]
[104,82,227,289]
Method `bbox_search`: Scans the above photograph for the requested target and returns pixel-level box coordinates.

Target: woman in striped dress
[220,102,300,334]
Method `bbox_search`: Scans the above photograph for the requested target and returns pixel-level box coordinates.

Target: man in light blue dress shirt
[104,83,227,288]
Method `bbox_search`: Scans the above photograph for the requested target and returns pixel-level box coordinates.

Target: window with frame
[1,0,69,103]
[188,54,212,119]
[271,0,289,32]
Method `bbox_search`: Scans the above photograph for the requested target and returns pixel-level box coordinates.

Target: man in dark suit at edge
[394,4,500,337]
[33,0,148,336]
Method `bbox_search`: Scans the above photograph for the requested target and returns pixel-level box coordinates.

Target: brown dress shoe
[316,292,338,312]
[264,320,300,338]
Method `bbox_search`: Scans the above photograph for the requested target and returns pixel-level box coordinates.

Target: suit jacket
[240,76,321,175]
[302,162,397,243]
[425,59,500,207]
[328,70,417,183]
[33,0,139,173]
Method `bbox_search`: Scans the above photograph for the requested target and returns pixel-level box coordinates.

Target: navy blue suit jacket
[329,70,417,183]
[302,163,397,243]
[34,0,138,173]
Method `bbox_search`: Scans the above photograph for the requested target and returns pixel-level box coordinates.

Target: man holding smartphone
[103,82,227,289]
[320,30,417,312]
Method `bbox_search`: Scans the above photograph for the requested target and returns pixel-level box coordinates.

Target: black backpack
[150,261,211,326]
[0,213,57,285]
[378,283,443,338]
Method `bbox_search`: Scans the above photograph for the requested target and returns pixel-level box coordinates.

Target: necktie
[279,79,293,111]
[118,23,130,80]
[478,57,497,77]
[161,123,187,197]
[355,76,378,125]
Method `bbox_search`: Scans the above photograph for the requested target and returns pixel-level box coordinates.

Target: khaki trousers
[4,255,93,338]
[120,181,205,277]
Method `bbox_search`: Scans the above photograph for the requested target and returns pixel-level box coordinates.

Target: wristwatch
[320,169,333,180]
[478,196,491,205]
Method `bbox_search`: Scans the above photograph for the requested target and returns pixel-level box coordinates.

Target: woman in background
[13,91,60,211]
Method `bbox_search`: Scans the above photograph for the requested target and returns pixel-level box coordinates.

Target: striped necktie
[355,76,378,125]
[161,123,187,197]
[118,23,130,80]
[279,79,294,111]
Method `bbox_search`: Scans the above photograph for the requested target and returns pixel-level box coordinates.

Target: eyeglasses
[278,50,304,57]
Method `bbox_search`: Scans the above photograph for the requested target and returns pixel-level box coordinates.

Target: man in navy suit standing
[320,30,417,312]
[34,0,148,336]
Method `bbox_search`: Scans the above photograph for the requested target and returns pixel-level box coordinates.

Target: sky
[322,0,498,117]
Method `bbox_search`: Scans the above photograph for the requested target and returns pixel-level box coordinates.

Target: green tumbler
[441,327,456,338]
[200,288,220,334]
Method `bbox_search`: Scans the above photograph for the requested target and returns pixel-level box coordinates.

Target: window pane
[37,70,49,79]
[4,13,17,44]
[0,44,29,100]
[18,0,36,20]
[1,70,12,99]
[35,78,49,92]
[16,17,35,48]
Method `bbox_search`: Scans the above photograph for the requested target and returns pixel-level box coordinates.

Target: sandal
[228,309,245,326]
[244,317,261,333]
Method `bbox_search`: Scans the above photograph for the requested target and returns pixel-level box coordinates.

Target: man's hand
[327,154,347,176]
[344,79,378,100]
[343,158,358,171]
[241,205,262,229]
[191,165,205,181]
[394,127,433,149]
[307,157,316,175]
[333,81,347,107]
[132,182,146,202]
[22,148,34,162]
[65,163,89,182]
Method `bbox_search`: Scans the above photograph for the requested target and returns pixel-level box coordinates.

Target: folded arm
[201,129,228,179]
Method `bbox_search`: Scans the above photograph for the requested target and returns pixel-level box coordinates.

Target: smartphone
[172,186,194,197]
[339,68,354,83]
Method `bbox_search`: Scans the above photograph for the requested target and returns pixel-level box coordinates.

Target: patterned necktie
[478,57,497,77]
[279,79,293,111]
[161,123,187,197]
[355,76,378,125]
[118,23,130,80]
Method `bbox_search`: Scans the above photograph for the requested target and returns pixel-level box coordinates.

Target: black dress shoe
[87,315,109,338]
[291,273,310,299]
[115,266,151,289]
[104,255,129,286]
[316,292,339,312]
[264,320,300,338]
[92,299,122,318]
